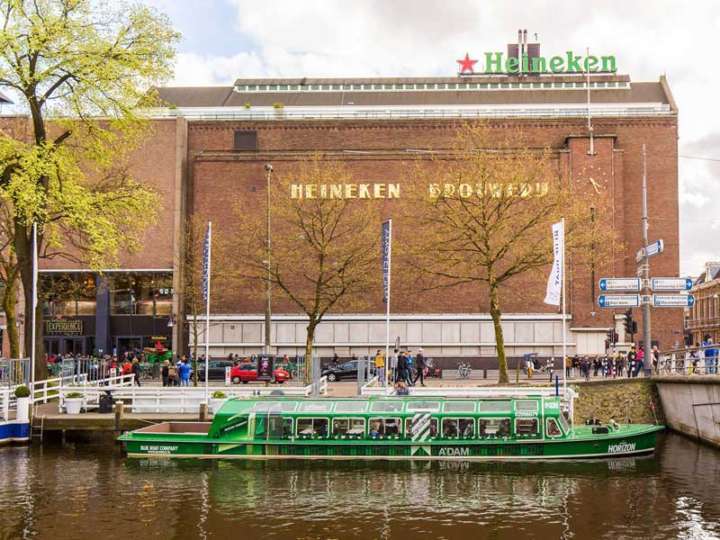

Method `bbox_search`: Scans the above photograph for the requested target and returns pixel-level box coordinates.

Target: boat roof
[214,395,560,417]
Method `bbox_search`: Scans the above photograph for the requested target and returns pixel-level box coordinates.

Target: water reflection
[0,433,718,539]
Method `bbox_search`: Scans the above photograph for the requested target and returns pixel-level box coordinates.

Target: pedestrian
[636,345,645,377]
[396,352,408,385]
[374,349,385,384]
[179,358,191,386]
[168,362,179,386]
[161,359,170,387]
[131,358,142,386]
[390,349,398,383]
[413,348,426,387]
[705,338,718,375]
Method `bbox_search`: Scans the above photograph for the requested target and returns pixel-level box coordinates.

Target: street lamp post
[264,164,273,355]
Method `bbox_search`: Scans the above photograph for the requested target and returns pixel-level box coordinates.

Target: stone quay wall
[571,378,664,426]
[655,377,720,448]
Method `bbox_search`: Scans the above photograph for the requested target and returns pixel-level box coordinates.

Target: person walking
[413,348,426,387]
[168,362,179,386]
[131,358,142,386]
[390,349,398,383]
[161,360,170,387]
[179,359,191,386]
[396,352,408,385]
[374,349,386,384]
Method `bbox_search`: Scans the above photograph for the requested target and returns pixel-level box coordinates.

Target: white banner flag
[544,220,564,306]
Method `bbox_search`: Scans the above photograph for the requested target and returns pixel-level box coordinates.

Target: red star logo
[457,53,477,74]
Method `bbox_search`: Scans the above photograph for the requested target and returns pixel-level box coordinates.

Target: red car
[230,363,290,384]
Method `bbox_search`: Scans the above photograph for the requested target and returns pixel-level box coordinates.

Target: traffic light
[624,309,635,339]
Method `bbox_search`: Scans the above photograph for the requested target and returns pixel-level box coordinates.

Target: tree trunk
[15,223,45,380]
[489,285,508,384]
[304,320,317,386]
[2,271,20,358]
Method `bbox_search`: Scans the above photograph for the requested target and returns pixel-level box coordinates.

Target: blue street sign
[599,278,641,292]
[650,277,693,291]
[652,294,695,308]
[598,294,641,308]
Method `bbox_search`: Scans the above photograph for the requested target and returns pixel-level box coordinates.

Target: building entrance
[44,337,90,356]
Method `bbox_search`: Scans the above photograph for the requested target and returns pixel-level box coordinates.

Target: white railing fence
[57,376,328,414]
[1,388,9,422]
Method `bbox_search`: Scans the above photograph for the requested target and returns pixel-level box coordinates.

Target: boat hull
[121,426,662,461]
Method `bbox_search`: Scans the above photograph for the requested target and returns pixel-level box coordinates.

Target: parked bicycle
[457,362,472,379]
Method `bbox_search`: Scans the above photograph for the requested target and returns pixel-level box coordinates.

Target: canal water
[1,432,718,540]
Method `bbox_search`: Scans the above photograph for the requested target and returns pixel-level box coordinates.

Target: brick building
[686,262,720,346]
[2,63,682,360]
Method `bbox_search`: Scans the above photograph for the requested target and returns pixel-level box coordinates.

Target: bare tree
[224,157,381,384]
[403,125,616,383]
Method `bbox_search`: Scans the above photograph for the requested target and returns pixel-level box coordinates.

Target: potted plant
[209,390,227,413]
[65,391,84,414]
[14,385,31,423]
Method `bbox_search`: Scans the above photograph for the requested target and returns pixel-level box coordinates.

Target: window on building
[41,272,97,317]
[234,130,258,151]
[110,272,173,316]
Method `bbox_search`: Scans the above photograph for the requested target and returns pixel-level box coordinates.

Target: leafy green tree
[0,0,178,372]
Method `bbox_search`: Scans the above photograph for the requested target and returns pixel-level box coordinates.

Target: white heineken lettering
[607,441,636,454]
[438,447,470,457]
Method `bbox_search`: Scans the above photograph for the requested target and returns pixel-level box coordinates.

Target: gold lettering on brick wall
[288,182,549,200]
[427,182,549,199]
[290,183,401,199]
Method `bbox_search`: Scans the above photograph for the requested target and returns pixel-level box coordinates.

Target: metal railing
[1,388,9,422]
[147,104,673,122]
[56,375,328,414]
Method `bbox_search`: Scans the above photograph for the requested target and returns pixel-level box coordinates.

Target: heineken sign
[456,51,617,75]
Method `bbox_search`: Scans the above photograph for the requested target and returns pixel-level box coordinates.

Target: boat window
[405,417,438,439]
[442,418,474,438]
[368,418,401,438]
[252,401,297,412]
[298,401,332,413]
[296,418,329,437]
[558,412,571,433]
[443,401,475,413]
[370,401,403,413]
[333,418,365,437]
[478,418,510,438]
[546,418,562,437]
[515,418,539,437]
[334,401,369,413]
[268,416,293,439]
[515,400,539,416]
[254,416,267,437]
[406,401,441,412]
[478,400,512,413]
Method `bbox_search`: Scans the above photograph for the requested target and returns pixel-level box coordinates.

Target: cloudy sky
[147,0,720,276]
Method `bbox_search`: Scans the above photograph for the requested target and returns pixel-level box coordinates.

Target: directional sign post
[599,278,641,292]
[636,239,664,263]
[651,277,693,291]
[598,294,641,308]
[652,294,695,308]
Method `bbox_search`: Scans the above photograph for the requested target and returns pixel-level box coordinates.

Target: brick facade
[187,116,681,347]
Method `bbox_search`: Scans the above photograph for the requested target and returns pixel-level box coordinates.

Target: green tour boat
[118,395,664,460]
